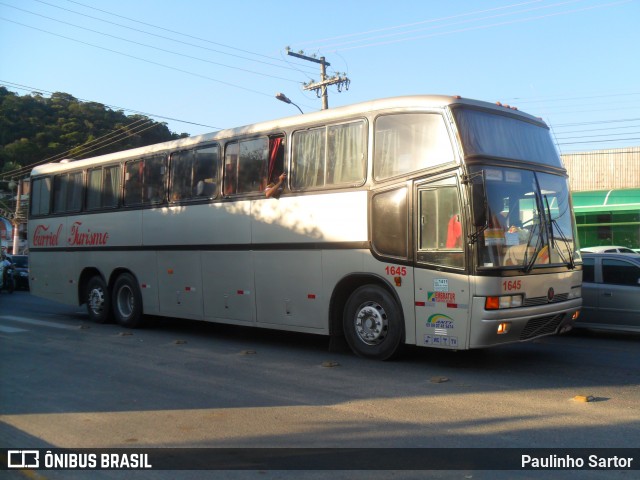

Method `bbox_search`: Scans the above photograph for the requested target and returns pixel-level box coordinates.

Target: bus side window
[87,168,103,210]
[326,121,366,186]
[103,165,121,208]
[30,176,51,216]
[170,150,193,201]
[292,128,325,189]
[224,142,239,196]
[194,145,218,198]
[143,155,167,204]
[53,172,83,213]
[371,187,409,260]
[237,137,268,194]
[124,160,143,205]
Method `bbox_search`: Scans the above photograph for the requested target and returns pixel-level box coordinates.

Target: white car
[580,245,636,254]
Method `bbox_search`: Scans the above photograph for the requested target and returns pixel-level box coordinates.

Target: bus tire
[112,273,144,328]
[343,285,404,360]
[86,275,111,323]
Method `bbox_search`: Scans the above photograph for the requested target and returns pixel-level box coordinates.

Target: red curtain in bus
[268,136,283,183]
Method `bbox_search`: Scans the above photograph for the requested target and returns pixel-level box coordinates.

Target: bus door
[414,178,471,349]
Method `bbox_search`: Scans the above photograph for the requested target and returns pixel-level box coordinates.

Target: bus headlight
[485,295,524,310]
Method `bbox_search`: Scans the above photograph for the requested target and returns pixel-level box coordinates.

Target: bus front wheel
[343,285,404,360]
[86,275,111,323]
[112,273,144,328]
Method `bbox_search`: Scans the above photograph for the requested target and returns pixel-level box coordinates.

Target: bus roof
[30,94,546,176]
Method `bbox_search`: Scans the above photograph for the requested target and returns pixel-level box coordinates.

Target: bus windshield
[473,166,578,270]
[453,107,562,167]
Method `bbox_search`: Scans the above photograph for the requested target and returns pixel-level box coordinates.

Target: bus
[28,95,582,360]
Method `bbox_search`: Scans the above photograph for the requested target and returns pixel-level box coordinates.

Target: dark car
[577,253,640,333]
[7,254,29,291]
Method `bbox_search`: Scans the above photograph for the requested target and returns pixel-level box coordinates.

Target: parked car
[580,245,636,254]
[6,254,29,291]
[577,252,640,333]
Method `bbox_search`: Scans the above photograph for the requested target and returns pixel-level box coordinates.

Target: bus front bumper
[469,297,581,349]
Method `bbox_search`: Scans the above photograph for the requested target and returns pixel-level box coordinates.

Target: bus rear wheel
[343,285,404,360]
[112,273,144,328]
[86,275,111,323]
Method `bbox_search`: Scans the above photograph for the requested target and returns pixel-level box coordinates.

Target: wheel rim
[115,284,135,319]
[354,300,389,345]
[88,287,105,315]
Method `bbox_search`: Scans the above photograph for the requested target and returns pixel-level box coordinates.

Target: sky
[1,0,639,155]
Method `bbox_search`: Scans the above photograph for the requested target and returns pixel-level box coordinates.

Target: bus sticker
[428,292,456,303]
[433,279,448,292]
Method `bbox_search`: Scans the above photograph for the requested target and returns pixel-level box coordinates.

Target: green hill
[0,87,188,176]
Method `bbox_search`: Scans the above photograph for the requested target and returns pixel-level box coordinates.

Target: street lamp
[275,93,303,114]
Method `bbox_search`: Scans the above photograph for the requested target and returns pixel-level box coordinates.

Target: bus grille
[520,314,564,340]
[524,293,569,307]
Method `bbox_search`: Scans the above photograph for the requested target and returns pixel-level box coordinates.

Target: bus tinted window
[453,107,561,167]
[224,138,269,195]
[170,145,218,201]
[124,155,166,206]
[292,120,366,190]
[374,113,454,181]
[238,138,268,194]
[88,165,121,210]
[143,156,167,204]
[30,176,51,216]
[103,165,120,208]
[371,187,408,259]
[87,168,102,210]
[53,171,83,213]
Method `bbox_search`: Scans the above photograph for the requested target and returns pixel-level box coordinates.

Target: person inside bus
[265,172,286,199]
[446,213,462,248]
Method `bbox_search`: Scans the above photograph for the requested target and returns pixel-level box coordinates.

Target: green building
[572,188,640,250]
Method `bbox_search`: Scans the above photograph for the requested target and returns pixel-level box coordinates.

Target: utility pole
[11,179,21,255]
[286,50,350,110]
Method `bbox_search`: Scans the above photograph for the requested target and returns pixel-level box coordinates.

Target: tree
[0,87,189,175]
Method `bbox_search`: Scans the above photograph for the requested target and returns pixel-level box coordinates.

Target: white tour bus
[28,95,582,359]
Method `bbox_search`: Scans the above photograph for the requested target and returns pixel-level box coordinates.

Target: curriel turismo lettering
[68,221,109,246]
[33,224,63,247]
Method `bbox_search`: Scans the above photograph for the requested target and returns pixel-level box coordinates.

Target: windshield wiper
[522,223,543,273]
[551,218,575,269]
[543,195,575,269]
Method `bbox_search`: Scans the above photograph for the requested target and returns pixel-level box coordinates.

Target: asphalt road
[1,291,639,480]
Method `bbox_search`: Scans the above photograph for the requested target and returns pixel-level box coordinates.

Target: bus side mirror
[470,181,487,227]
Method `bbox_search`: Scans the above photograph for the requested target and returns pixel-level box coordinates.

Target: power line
[553,117,640,127]
[328,1,629,52]
[65,0,300,68]
[1,119,166,180]
[507,90,640,104]
[555,131,640,140]
[34,0,317,76]
[552,124,640,135]
[0,17,276,99]
[294,0,547,48]
[1,3,300,84]
[295,0,629,52]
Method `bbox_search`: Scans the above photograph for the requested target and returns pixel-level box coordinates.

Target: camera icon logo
[7,450,40,468]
